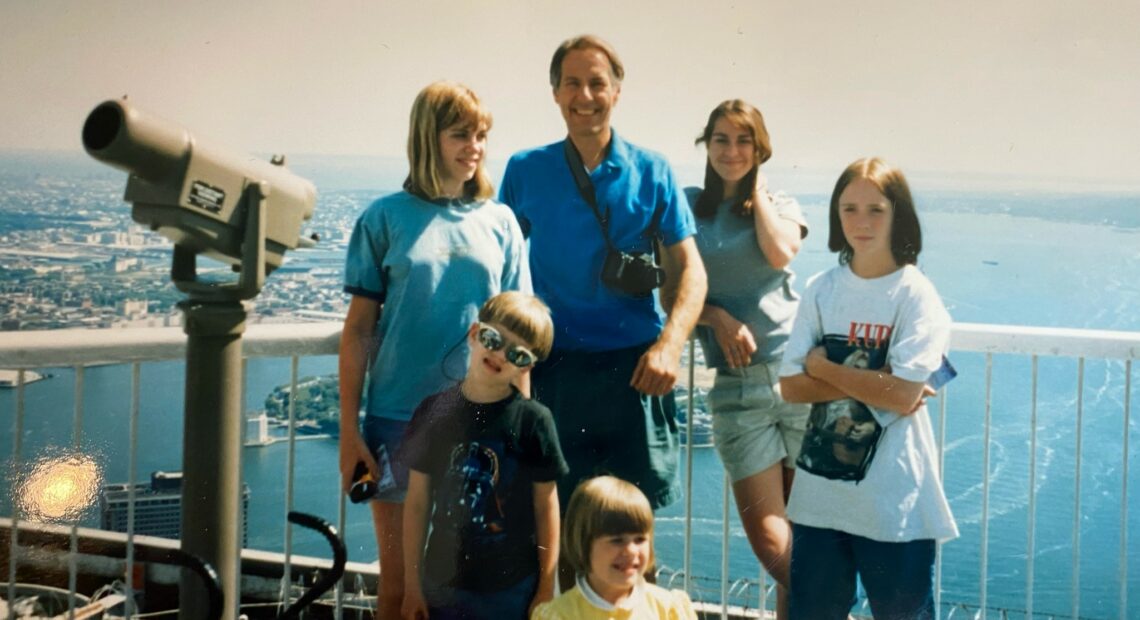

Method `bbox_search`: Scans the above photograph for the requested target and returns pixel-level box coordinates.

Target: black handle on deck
[133,545,224,620]
[278,511,348,620]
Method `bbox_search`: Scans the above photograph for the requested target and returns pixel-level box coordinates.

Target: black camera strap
[563,139,618,252]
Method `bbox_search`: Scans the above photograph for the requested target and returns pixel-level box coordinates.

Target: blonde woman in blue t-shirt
[686,99,809,620]
[339,81,529,620]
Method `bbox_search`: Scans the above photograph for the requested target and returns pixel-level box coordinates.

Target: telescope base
[178,298,248,620]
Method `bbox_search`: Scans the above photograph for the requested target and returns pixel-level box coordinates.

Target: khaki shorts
[708,360,809,482]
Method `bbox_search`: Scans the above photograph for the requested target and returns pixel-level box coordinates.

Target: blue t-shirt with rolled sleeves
[685,186,807,368]
[343,190,530,422]
[499,131,695,353]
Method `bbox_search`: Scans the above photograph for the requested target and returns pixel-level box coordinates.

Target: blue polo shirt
[343,190,530,421]
[499,131,695,352]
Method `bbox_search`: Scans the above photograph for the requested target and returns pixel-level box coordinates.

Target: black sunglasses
[476,323,538,368]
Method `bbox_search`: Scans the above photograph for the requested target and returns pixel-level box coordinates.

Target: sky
[3,0,1140,191]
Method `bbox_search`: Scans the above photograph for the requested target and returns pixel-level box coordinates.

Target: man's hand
[642,236,706,395]
[631,340,682,395]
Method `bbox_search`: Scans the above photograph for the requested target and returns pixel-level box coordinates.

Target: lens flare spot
[17,452,103,523]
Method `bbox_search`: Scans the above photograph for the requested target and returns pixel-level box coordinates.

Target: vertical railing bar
[125,362,141,618]
[937,379,948,473]
[721,470,729,620]
[758,564,768,617]
[936,383,948,620]
[336,348,348,620]
[238,357,248,595]
[1120,359,1131,620]
[8,369,27,620]
[683,337,695,594]
[1072,358,1083,620]
[282,355,300,609]
[336,489,347,618]
[981,353,992,618]
[1026,356,1038,620]
[68,365,86,620]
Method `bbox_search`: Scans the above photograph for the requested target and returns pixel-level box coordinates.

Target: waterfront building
[245,411,270,446]
[99,471,251,545]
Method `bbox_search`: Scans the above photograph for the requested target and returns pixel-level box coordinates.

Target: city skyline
[2,1,1139,191]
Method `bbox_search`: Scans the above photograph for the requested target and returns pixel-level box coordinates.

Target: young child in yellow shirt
[531,476,696,620]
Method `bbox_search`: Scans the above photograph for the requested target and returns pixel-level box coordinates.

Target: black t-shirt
[401,386,568,591]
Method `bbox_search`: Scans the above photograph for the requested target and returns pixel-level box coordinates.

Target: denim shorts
[360,416,410,503]
[533,343,681,511]
[708,360,809,482]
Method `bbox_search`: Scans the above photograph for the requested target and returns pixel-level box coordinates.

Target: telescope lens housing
[82,98,316,297]
[82,103,122,152]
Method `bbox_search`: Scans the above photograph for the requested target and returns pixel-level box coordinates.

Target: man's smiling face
[553,47,621,140]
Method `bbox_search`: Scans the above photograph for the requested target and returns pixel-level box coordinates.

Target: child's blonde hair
[562,476,655,575]
[478,291,554,361]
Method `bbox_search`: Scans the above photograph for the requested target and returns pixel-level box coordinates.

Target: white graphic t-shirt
[778,264,958,542]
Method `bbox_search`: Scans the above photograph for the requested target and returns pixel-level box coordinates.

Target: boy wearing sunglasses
[400,292,568,619]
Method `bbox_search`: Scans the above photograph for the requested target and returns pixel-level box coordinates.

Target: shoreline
[0,369,46,388]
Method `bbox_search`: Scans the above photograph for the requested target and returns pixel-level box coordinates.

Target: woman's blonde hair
[404,81,494,201]
[562,476,655,575]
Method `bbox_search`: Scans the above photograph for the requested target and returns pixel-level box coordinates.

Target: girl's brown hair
[827,157,922,267]
[693,99,773,219]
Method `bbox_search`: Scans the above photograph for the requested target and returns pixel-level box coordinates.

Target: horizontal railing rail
[4,321,1140,366]
[2,321,1137,619]
[0,322,343,367]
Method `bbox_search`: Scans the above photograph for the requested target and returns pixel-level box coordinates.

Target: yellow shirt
[531,575,696,620]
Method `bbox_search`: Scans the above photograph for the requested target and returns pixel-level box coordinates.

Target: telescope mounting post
[174,180,271,620]
[177,297,245,620]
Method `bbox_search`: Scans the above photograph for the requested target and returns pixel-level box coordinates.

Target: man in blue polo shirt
[499,34,707,514]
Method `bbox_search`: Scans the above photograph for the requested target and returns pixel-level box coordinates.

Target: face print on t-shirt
[796,329,891,482]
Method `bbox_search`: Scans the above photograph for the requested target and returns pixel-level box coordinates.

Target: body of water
[4,190,1140,617]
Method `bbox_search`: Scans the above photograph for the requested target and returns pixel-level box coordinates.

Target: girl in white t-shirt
[777,157,956,620]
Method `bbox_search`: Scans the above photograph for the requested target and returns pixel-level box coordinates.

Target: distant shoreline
[0,369,47,388]
[3,148,1140,195]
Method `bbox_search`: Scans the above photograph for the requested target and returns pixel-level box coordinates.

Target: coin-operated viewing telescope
[82,98,316,300]
[82,98,318,620]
